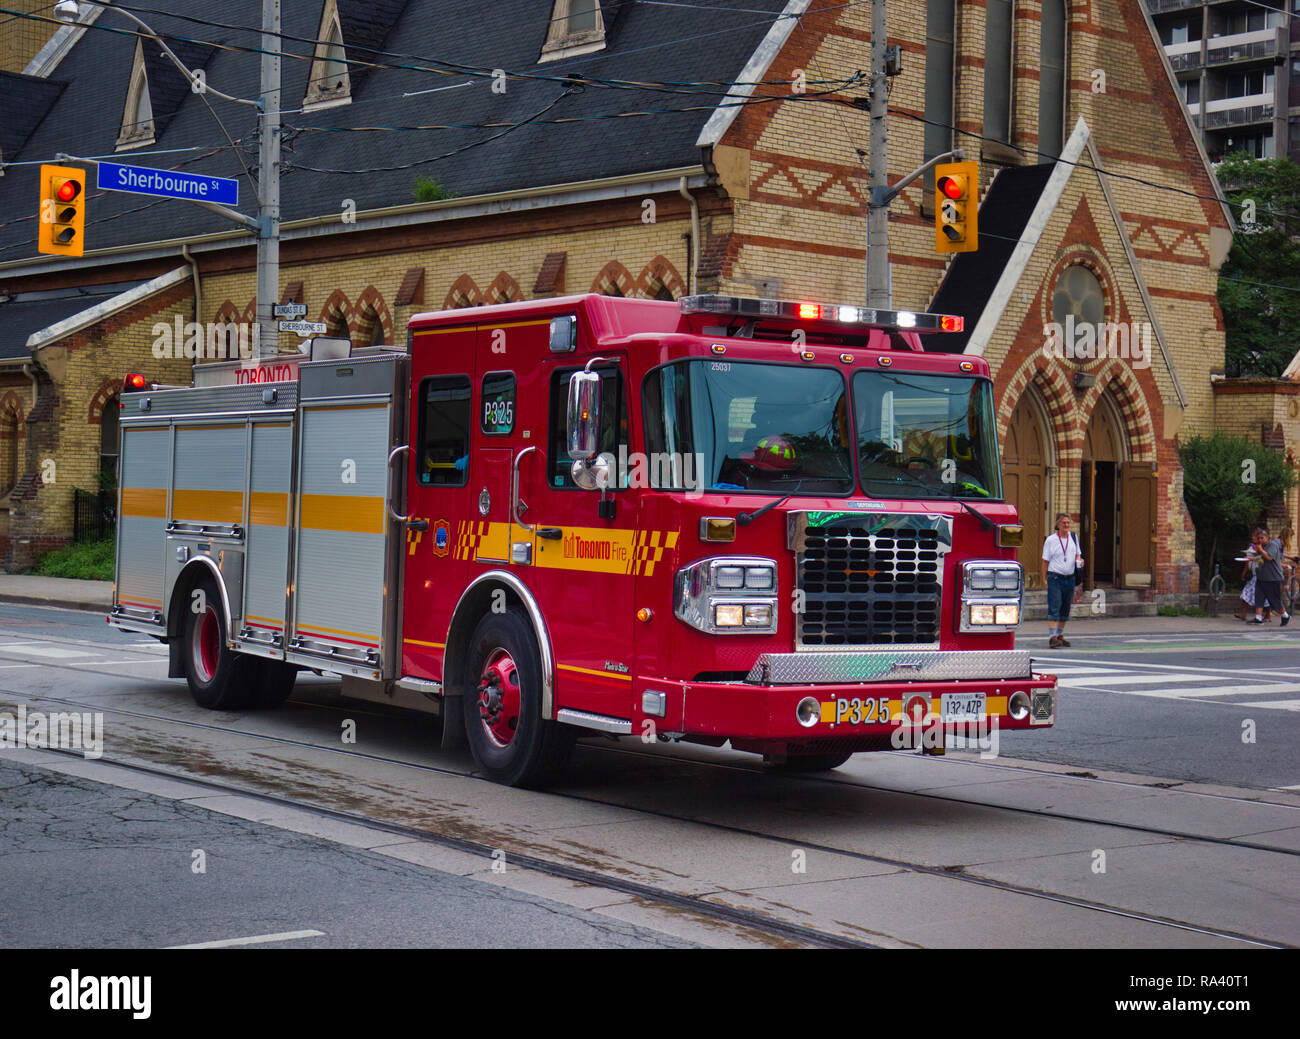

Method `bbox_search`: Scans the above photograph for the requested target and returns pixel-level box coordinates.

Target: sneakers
[1058,637,1071,647]
[1283,614,1291,627]
[1048,635,1063,648]
[1250,617,1265,624]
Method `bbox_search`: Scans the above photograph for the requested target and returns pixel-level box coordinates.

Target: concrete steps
[1021,586,1157,621]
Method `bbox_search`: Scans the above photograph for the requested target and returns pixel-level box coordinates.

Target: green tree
[1216,153,1300,378]
[1179,431,1295,585]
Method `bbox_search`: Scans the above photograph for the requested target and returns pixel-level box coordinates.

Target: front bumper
[672,674,1057,742]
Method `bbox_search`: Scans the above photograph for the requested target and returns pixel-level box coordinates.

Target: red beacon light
[940,315,964,332]
[123,373,149,391]
[797,302,821,320]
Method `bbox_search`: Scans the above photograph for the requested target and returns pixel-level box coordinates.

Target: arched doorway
[1003,390,1051,588]
[1081,393,1125,587]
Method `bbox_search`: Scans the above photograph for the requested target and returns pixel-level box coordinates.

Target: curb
[0,594,110,614]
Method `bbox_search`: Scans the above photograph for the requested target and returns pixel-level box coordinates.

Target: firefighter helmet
[747,434,797,471]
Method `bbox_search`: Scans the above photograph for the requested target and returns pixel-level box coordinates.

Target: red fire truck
[110,293,1056,786]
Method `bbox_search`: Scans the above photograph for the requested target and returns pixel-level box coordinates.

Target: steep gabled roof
[0,0,790,264]
[0,70,67,160]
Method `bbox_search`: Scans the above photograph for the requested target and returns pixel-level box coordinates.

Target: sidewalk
[0,574,114,612]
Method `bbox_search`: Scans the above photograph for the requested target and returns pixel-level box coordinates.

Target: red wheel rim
[478,649,521,748]
[193,606,220,683]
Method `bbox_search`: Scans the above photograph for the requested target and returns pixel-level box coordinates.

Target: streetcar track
[2,633,1297,947]
[3,646,1298,854]
[0,680,1292,949]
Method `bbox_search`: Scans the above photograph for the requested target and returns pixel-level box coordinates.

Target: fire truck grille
[797,523,944,646]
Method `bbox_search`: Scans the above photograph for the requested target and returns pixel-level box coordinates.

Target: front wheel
[463,609,575,787]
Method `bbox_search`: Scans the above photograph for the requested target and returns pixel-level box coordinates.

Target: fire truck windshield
[853,370,1002,500]
[642,360,854,494]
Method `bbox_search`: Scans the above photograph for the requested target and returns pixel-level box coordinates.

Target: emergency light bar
[678,294,964,333]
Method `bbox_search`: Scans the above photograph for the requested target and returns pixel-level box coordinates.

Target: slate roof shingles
[0,0,790,264]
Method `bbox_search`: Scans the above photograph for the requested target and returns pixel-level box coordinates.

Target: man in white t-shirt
[1041,513,1083,648]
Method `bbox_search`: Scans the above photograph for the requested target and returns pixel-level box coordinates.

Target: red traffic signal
[937,175,964,201]
[57,179,81,203]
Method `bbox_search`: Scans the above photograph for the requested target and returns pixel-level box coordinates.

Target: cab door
[524,356,639,721]
[400,327,476,681]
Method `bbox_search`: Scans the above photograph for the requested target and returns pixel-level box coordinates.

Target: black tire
[249,659,298,709]
[770,751,854,773]
[463,609,575,788]
[181,577,255,710]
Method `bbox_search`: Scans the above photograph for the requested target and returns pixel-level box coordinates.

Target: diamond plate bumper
[745,649,1033,685]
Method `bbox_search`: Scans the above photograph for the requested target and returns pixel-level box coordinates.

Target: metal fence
[72,488,116,543]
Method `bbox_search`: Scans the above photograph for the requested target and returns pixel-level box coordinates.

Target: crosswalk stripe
[1057,673,1193,687]
[1236,700,1300,712]
[1073,682,1300,700]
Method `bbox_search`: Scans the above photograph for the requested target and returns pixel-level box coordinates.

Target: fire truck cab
[111,293,1057,787]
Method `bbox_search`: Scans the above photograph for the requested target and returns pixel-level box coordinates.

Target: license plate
[941,692,985,721]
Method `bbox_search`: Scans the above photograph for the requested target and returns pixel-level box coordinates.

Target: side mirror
[566,368,602,461]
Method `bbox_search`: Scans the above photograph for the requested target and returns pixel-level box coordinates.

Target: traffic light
[38,164,86,257]
[934,160,978,254]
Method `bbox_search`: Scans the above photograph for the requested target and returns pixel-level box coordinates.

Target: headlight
[716,566,745,589]
[714,604,745,627]
[959,560,1023,632]
[675,556,780,634]
[970,604,996,625]
[744,566,774,589]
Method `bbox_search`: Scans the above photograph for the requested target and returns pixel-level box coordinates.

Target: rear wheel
[463,609,575,787]
[182,578,254,710]
[250,659,298,708]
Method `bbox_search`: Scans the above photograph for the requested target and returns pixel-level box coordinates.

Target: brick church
[0,0,1231,595]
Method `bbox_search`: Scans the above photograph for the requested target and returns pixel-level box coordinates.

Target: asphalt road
[2,601,1295,792]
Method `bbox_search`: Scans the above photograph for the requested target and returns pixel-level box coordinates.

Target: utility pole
[254,0,282,361]
[865,0,890,310]
[53,1,281,362]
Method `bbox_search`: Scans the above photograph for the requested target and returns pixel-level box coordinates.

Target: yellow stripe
[249,491,288,526]
[120,487,166,519]
[412,318,550,337]
[119,594,162,606]
[304,403,388,413]
[300,494,385,534]
[412,325,473,337]
[404,638,446,649]
[558,663,633,682]
[297,623,377,641]
[246,614,283,626]
[173,488,243,523]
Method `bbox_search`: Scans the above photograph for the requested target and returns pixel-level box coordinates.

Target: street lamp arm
[870,148,966,209]
[75,1,259,107]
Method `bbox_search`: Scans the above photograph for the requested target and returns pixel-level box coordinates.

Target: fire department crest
[432,519,451,557]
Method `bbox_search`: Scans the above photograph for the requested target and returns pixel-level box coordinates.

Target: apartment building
[1148,0,1299,161]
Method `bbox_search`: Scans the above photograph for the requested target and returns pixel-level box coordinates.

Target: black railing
[73,488,116,543]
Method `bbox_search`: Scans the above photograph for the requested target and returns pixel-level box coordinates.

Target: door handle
[538,527,563,540]
[511,446,536,532]
[386,445,425,527]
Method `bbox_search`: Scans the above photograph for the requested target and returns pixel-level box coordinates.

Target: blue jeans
[1047,573,1075,622]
